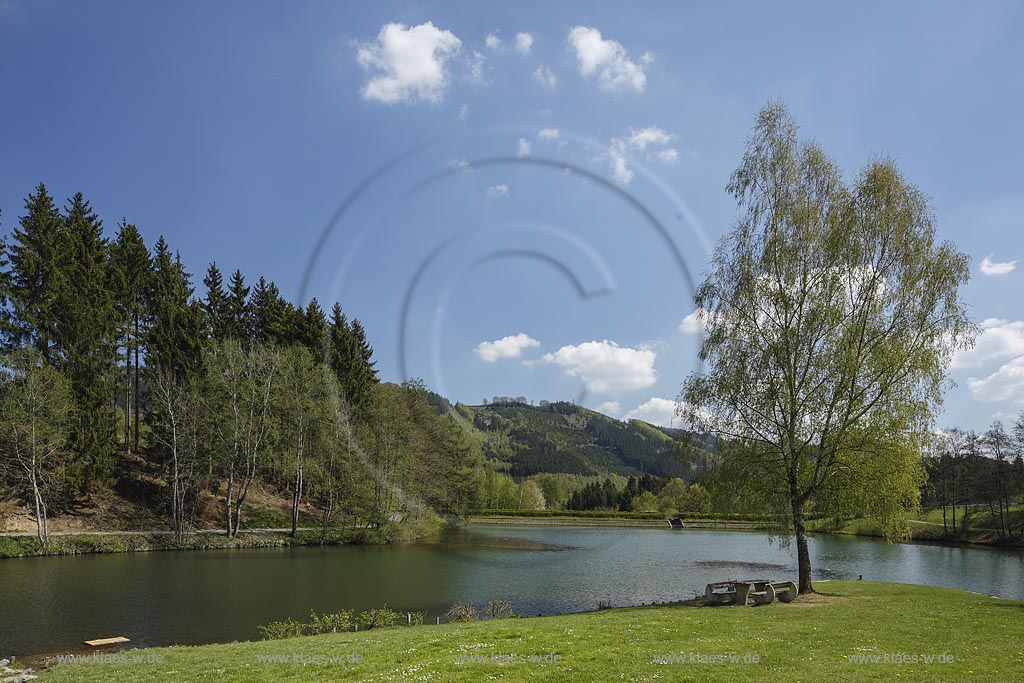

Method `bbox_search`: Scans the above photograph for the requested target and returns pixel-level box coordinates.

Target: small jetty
[84,636,130,647]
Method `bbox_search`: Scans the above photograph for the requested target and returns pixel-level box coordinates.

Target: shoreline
[3,515,1020,560]
[27,581,1024,683]
[471,514,1024,549]
[0,528,368,560]
[469,515,762,530]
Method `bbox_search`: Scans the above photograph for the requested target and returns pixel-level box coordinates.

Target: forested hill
[446,400,718,481]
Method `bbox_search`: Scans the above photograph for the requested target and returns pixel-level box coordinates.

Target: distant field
[811,506,1024,547]
[35,582,1024,683]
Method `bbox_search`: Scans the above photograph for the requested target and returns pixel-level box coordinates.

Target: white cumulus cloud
[542,340,657,393]
[980,254,1017,276]
[627,126,674,150]
[679,310,704,334]
[952,318,1024,369]
[487,184,509,199]
[597,401,621,416]
[538,128,561,140]
[484,32,501,51]
[476,333,540,362]
[568,26,647,93]
[515,137,533,158]
[515,32,534,55]
[355,22,462,104]
[604,125,677,184]
[533,65,557,89]
[968,356,1024,403]
[624,398,677,427]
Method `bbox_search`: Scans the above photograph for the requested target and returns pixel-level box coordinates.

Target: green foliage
[257,618,305,640]
[56,193,120,492]
[0,183,483,547]
[307,610,352,634]
[680,102,974,592]
[0,349,74,545]
[631,490,659,512]
[358,605,399,630]
[469,401,717,480]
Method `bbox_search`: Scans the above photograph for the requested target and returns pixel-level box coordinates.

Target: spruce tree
[146,237,203,381]
[54,193,119,493]
[6,184,64,361]
[250,277,291,345]
[202,262,230,342]
[110,221,151,453]
[225,270,251,341]
[302,298,328,358]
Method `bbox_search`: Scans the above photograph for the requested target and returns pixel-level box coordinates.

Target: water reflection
[0,524,1020,659]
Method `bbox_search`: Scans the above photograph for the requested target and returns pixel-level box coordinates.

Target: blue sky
[1,1,1023,431]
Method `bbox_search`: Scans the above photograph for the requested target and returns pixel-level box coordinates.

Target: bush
[446,601,478,622]
[358,605,399,630]
[307,610,352,634]
[485,599,516,619]
[258,618,305,640]
[406,611,427,626]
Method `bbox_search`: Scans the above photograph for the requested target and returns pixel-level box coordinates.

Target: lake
[1,525,1022,659]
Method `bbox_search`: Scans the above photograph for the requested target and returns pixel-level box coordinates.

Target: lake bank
[30,581,1024,683]
[474,511,1024,549]
[809,514,1024,549]
[0,528,369,559]
[470,515,760,529]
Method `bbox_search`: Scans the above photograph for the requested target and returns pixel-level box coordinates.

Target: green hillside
[453,400,718,481]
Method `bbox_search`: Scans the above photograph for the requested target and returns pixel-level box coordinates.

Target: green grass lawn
[35,581,1024,682]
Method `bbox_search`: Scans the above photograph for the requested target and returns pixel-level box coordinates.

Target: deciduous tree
[680,103,974,593]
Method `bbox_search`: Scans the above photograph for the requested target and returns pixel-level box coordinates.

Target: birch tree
[277,345,331,536]
[0,350,73,546]
[148,365,203,541]
[204,340,280,536]
[680,102,975,593]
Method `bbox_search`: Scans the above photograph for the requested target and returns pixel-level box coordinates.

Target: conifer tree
[6,184,63,360]
[302,298,328,358]
[110,221,151,453]
[250,277,292,345]
[202,262,230,342]
[225,270,251,341]
[54,193,119,492]
[146,237,203,382]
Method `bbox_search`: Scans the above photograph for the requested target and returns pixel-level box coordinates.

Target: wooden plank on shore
[84,636,130,647]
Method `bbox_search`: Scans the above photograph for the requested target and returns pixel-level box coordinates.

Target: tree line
[0,184,481,546]
[923,419,1024,539]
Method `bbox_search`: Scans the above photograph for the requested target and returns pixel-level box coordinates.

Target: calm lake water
[1,525,1022,658]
